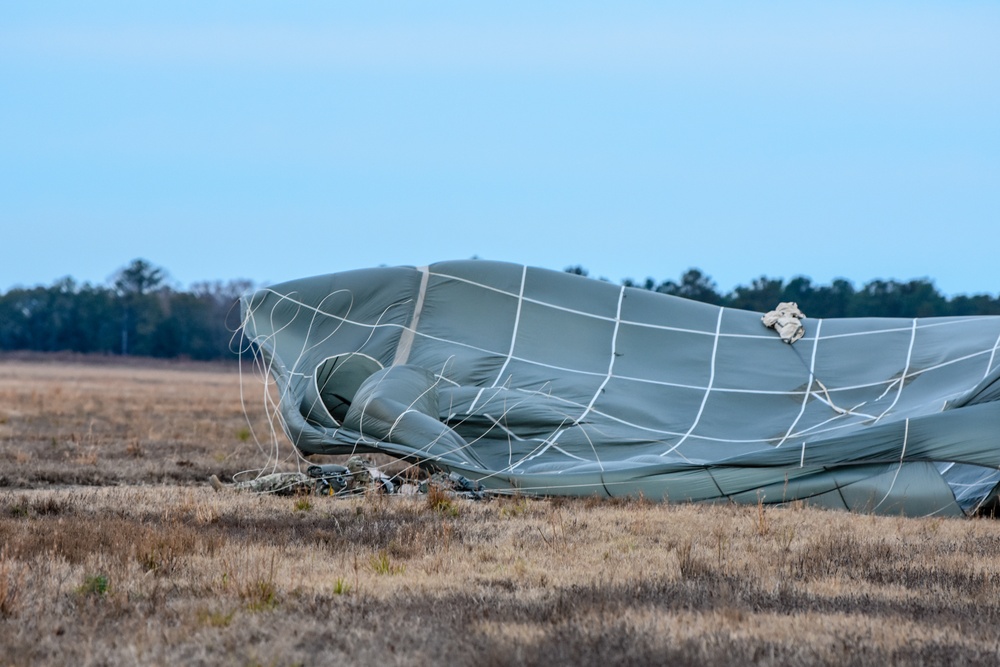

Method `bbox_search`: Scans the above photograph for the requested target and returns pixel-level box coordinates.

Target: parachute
[240,260,1000,516]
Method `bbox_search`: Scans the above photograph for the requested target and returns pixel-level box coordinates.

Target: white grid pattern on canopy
[241,260,1000,515]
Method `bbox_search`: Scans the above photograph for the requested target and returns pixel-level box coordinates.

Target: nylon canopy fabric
[241,260,1000,516]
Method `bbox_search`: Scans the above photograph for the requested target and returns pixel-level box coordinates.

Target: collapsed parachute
[241,260,1000,517]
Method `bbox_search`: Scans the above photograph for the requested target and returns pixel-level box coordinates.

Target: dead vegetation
[2,356,1000,665]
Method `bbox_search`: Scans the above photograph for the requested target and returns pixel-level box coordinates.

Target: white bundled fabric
[762,302,806,344]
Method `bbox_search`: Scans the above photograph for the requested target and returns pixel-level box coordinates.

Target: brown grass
[3,355,1000,665]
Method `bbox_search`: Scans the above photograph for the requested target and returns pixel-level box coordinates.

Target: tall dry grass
[2,356,1000,665]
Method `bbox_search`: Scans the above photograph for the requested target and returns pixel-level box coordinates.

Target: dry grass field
[3,354,1000,666]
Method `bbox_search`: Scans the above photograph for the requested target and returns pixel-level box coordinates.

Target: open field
[3,355,1000,665]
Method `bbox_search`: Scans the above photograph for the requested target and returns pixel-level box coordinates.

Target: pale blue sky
[2,2,998,295]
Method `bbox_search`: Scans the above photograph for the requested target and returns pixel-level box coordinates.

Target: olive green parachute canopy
[241,260,1000,516]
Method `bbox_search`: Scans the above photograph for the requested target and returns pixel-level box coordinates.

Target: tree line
[566,266,1000,319]
[1,259,997,361]
[0,259,249,360]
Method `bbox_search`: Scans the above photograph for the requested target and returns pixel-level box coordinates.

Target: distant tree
[728,276,784,312]
[655,269,724,305]
[620,277,657,291]
[949,294,1000,317]
[849,279,944,318]
[190,279,255,355]
[113,259,166,297]
[0,286,39,350]
[808,279,856,318]
[781,276,815,308]
[0,279,118,353]
[112,259,169,355]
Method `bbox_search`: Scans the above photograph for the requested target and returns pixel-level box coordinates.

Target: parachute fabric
[241,260,1000,516]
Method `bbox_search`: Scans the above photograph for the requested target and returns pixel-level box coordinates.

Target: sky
[2,2,998,297]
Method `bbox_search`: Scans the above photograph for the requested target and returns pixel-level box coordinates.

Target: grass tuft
[332,577,351,596]
[76,574,109,597]
[369,551,406,576]
[243,579,278,612]
[426,484,458,516]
